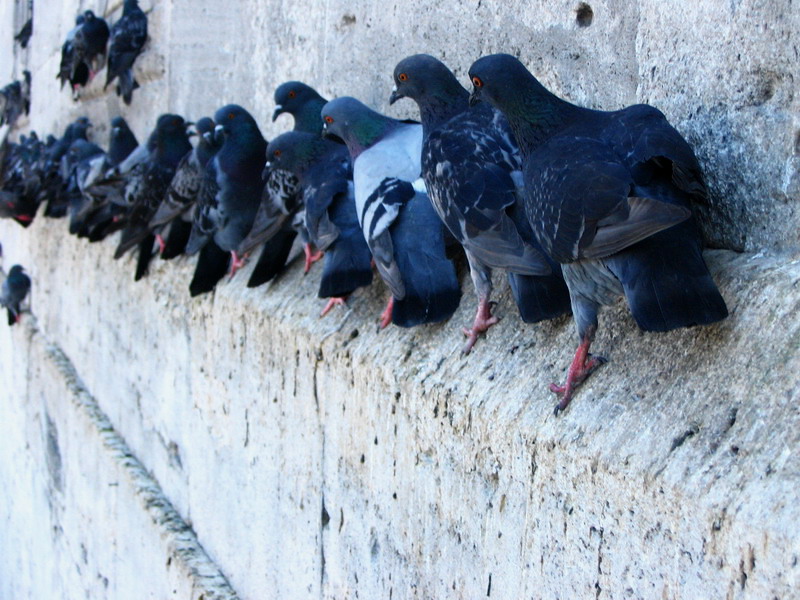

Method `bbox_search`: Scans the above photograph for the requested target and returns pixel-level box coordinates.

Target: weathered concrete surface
[1,0,799,598]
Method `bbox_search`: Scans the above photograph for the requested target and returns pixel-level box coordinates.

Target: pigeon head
[390,54,466,107]
[213,104,261,139]
[273,82,327,133]
[82,10,97,21]
[110,116,129,136]
[8,265,25,277]
[151,114,192,160]
[195,117,215,137]
[67,139,102,161]
[320,97,393,157]
[265,131,329,178]
[67,117,92,141]
[122,0,141,13]
[467,54,537,111]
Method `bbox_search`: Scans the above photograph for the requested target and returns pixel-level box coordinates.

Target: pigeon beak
[203,132,212,143]
[214,124,224,135]
[388,86,403,105]
[468,89,482,108]
[271,106,283,122]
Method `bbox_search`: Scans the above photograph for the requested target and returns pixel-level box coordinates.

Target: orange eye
[324,116,334,124]
[472,76,483,88]
[228,112,235,119]
[288,90,296,99]
[398,73,408,82]
[273,149,282,157]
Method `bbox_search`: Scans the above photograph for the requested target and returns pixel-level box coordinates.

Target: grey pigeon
[468,54,728,412]
[321,97,461,328]
[266,131,372,315]
[391,54,571,353]
[1,265,31,326]
[105,0,148,105]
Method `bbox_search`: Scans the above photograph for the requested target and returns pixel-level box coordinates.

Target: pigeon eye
[228,112,235,120]
[288,90,296,99]
[324,116,334,124]
[273,149,282,157]
[472,76,483,88]
[398,73,408,82]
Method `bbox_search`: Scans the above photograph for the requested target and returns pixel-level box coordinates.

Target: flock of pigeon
[1,1,730,413]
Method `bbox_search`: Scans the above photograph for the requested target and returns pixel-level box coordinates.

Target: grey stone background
[0,0,798,598]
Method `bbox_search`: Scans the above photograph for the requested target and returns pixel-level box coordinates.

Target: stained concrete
[1,0,799,598]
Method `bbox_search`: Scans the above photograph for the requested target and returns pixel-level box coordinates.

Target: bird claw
[320,296,347,317]
[550,354,607,415]
[229,251,248,279]
[303,244,324,274]
[461,302,500,355]
[155,234,166,256]
[378,297,394,330]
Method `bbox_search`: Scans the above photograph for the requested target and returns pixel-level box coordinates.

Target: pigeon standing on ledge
[390,54,571,353]
[468,53,728,413]
[321,97,461,328]
[105,0,148,105]
[187,105,268,282]
[266,131,373,315]
[1,265,31,326]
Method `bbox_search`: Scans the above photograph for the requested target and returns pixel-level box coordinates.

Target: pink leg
[229,251,247,279]
[320,296,347,317]
[462,297,499,355]
[304,243,324,274]
[379,297,395,329]
[549,334,606,414]
[155,234,166,256]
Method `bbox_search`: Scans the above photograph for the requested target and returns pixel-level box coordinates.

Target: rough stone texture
[1,0,799,598]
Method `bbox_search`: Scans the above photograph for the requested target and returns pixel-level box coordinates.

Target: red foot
[462,298,499,355]
[156,234,166,256]
[304,243,324,274]
[379,297,394,329]
[229,251,247,279]
[551,332,607,415]
[320,296,347,317]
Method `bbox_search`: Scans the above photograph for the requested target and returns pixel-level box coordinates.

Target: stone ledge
[1,217,798,598]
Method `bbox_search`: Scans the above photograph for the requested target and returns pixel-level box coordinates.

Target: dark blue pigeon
[266,131,372,315]
[186,104,268,283]
[321,97,461,328]
[105,0,147,105]
[57,13,88,91]
[41,117,91,218]
[1,265,31,326]
[72,10,110,84]
[390,54,571,353]
[469,54,728,412]
[150,117,222,259]
[114,114,192,281]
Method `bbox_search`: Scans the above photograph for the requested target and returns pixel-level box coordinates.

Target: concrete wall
[1,0,799,598]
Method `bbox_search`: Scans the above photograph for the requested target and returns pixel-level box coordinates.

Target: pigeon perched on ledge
[468,53,728,413]
[391,54,571,353]
[1,265,31,326]
[187,105,268,285]
[266,131,373,315]
[321,97,461,328]
[105,0,148,105]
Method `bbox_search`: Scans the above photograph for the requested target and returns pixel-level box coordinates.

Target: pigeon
[321,97,461,328]
[390,54,571,353]
[105,0,148,105]
[266,131,373,315]
[15,18,33,49]
[0,133,43,226]
[468,53,728,412]
[63,139,106,236]
[57,13,88,91]
[237,81,331,287]
[78,117,140,241]
[40,117,91,218]
[1,265,31,326]
[186,104,268,283]
[0,72,31,128]
[150,117,222,259]
[72,10,111,83]
[114,114,192,281]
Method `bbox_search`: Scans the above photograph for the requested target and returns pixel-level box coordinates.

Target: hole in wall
[575,2,593,27]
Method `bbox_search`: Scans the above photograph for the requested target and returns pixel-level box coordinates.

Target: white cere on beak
[214,124,224,134]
